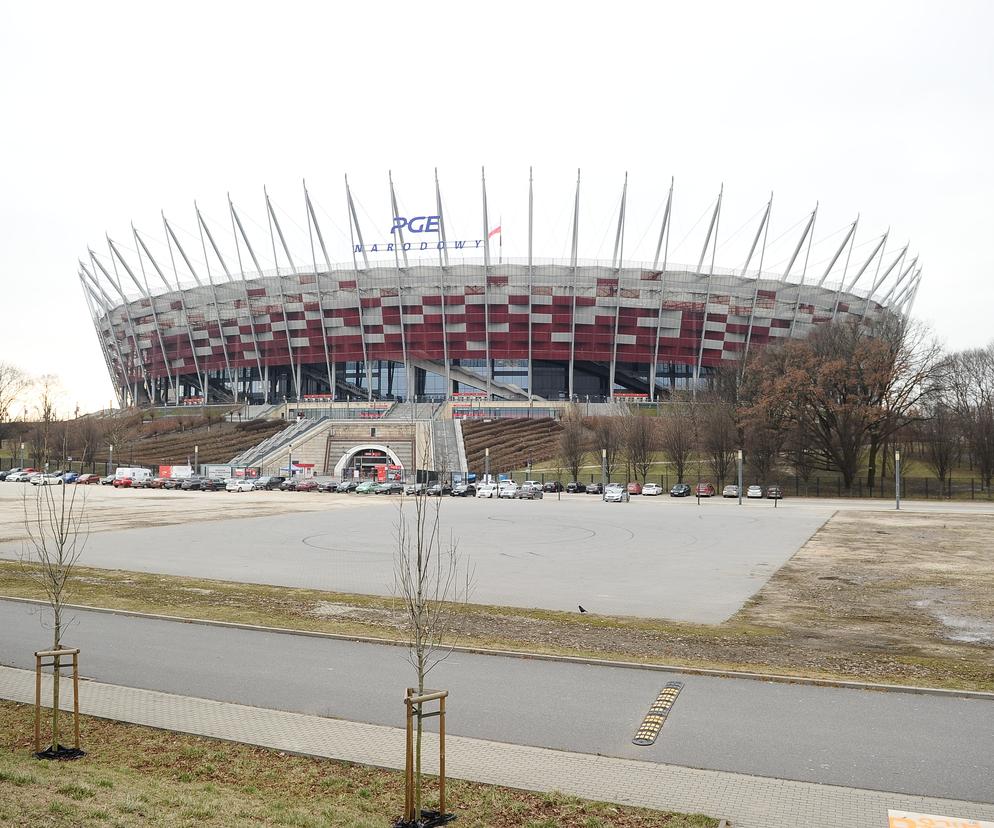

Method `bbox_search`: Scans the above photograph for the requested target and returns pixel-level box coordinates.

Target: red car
[627,482,642,495]
[113,477,133,488]
[76,474,101,485]
[695,482,715,497]
[295,479,318,492]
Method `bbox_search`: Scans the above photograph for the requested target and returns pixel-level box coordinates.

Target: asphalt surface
[0,495,830,622]
[2,600,991,803]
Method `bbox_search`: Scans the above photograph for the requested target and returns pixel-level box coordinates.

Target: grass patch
[0,701,715,827]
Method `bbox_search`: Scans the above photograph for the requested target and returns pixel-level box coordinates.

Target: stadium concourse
[77,172,920,408]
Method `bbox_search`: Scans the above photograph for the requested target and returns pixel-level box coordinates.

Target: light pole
[108,444,114,476]
[20,442,24,468]
[601,448,607,495]
[895,449,901,510]
[288,443,293,479]
[484,447,490,483]
[194,444,199,474]
[737,449,743,506]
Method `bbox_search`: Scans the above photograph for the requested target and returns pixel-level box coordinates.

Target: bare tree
[590,416,623,480]
[947,343,994,489]
[701,402,738,486]
[658,407,695,484]
[623,414,658,483]
[557,406,587,484]
[21,483,87,755]
[0,362,31,443]
[394,468,471,822]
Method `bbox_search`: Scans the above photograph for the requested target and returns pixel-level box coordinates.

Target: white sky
[1,0,992,415]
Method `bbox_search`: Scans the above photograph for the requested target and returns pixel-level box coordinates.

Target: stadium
[78,173,922,407]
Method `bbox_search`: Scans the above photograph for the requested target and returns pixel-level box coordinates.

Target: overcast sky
[2,1,992,415]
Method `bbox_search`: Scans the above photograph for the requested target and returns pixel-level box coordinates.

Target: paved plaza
[1,493,832,622]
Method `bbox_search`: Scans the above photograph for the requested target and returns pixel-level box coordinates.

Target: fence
[493,470,994,500]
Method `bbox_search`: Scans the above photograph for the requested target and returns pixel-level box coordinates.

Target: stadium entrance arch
[334,444,405,480]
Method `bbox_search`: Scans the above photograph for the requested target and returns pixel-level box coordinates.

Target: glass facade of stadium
[81,261,893,406]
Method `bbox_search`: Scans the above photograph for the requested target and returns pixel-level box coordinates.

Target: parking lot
[0,482,832,623]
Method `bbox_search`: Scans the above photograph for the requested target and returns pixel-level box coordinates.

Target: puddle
[905,587,994,644]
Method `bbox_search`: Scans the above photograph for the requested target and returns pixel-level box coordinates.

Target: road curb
[4,594,993,702]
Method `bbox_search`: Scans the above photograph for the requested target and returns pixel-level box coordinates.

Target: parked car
[642,482,663,496]
[695,482,715,497]
[543,481,563,493]
[374,481,404,495]
[427,482,452,496]
[296,479,319,492]
[226,478,255,492]
[100,475,115,485]
[767,485,783,500]
[627,481,642,495]
[7,469,38,482]
[747,485,764,499]
[338,480,359,493]
[31,473,65,486]
[355,480,378,494]
[162,477,185,490]
[451,482,476,497]
[254,476,285,491]
[515,483,543,499]
[566,481,585,494]
[62,472,80,484]
[669,483,692,497]
[113,477,133,488]
[147,477,168,489]
[280,478,299,492]
[0,468,22,481]
[475,483,498,499]
[316,479,338,493]
[76,474,101,485]
[722,484,739,498]
[402,482,425,496]
[498,481,519,498]
[585,482,603,495]
[180,477,206,491]
[199,478,225,491]
[603,483,630,503]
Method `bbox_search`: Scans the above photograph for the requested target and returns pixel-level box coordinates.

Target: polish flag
[488,225,502,239]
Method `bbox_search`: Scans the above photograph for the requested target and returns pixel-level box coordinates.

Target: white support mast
[833,230,888,320]
[388,172,412,399]
[434,168,451,394]
[568,169,580,400]
[262,189,301,399]
[787,203,819,337]
[649,177,673,401]
[693,185,723,394]
[740,193,773,375]
[163,214,236,401]
[81,261,132,406]
[345,175,373,399]
[79,269,126,407]
[861,244,908,318]
[609,172,628,399]
[481,166,492,399]
[198,203,265,401]
[303,182,337,400]
[878,255,918,307]
[527,167,534,400]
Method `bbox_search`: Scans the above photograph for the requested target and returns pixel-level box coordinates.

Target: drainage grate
[632,681,683,746]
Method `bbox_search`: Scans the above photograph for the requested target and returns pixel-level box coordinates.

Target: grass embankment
[0,702,714,828]
[2,511,992,692]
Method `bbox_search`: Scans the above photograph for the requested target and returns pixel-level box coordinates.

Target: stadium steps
[431,418,461,476]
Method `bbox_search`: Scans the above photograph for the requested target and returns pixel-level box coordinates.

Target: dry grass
[0,701,715,828]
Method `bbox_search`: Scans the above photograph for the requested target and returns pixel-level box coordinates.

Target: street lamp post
[108,444,114,476]
[895,449,901,510]
[194,445,199,474]
[484,447,490,483]
[288,443,293,479]
[737,449,743,506]
[601,448,607,495]
[20,442,24,468]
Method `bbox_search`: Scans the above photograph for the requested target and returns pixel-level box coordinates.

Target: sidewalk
[3,665,993,828]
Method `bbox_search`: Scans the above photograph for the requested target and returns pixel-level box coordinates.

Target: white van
[114,467,152,484]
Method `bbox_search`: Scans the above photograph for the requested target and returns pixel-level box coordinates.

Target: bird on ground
[578,605,587,613]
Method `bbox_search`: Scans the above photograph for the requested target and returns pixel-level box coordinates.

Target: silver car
[603,483,630,502]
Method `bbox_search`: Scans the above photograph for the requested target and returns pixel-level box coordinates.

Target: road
[1,600,991,804]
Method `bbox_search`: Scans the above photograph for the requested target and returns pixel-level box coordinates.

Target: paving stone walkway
[2,666,992,828]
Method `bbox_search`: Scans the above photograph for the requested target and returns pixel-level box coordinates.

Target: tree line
[558,317,994,492]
